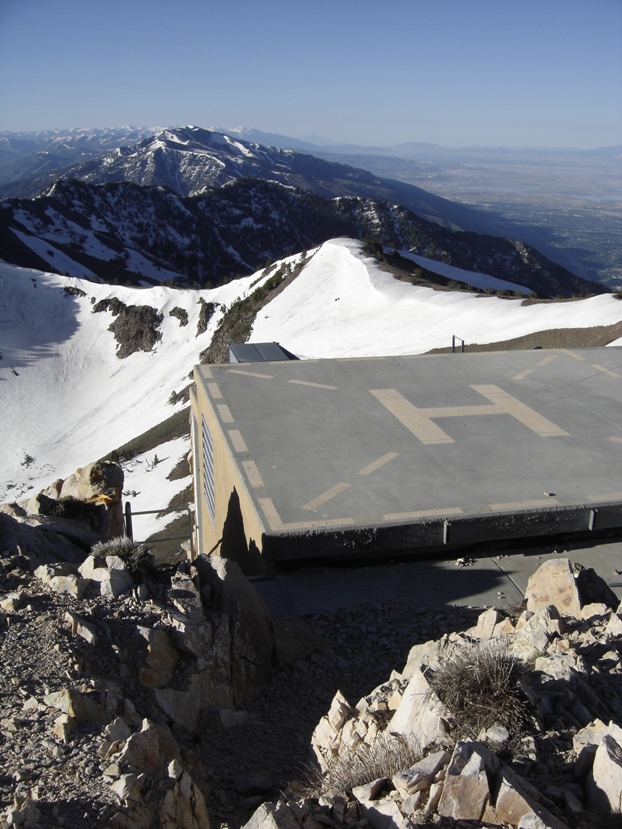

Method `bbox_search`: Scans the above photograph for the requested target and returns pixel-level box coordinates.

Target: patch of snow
[251,238,622,359]
[400,250,531,295]
[11,229,98,278]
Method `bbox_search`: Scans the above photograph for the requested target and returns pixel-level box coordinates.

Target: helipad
[190,348,622,573]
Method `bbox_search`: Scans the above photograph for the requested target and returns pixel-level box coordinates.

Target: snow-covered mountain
[0,125,551,244]
[0,176,602,297]
[0,127,159,197]
[2,238,621,539]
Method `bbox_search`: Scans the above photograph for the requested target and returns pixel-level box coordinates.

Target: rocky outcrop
[0,460,126,567]
[0,508,329,828]
[247,559,622,829]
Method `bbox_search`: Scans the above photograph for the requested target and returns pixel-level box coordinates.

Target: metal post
[187,509,194,559]
[124,501,133,540]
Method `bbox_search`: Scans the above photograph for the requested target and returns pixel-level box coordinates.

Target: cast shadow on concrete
[221,487,264,576]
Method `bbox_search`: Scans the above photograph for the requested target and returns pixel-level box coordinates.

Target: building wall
[191,368,269,575]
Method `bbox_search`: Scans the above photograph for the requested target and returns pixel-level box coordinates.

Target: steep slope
[250,238,622,358]
[0,177,603,297]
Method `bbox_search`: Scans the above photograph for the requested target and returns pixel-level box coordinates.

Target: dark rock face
[92,298,163,358]
[0,175,601,296]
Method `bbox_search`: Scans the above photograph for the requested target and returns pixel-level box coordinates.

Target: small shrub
[427,638,528,739]
[304,731,421,796]
[92,536,156,576]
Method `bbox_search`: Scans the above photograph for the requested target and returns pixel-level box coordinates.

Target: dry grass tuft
[427,638,529,739]
[302,732,421,797]
[92,535,156,576]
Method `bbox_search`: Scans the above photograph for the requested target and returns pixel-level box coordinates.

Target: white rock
[389,667,451,752]
[588,732,622,812]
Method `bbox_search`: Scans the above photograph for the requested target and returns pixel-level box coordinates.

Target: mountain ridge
[0,175,604,298]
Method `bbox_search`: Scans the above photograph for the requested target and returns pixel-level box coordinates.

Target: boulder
[525,559,582,618]
[79,554,134,597]
[388,665,452,752]
[43,687,113,725]
[192,556,276,706]
[60,460,124,536]
[135,626,179,688]
[588,723,622,812]
[437,741,499,821]
[487,766,569,829]
[392,749,450,797]
[0,512,86,565]
[117,719,180,774]
[34,562,90,599]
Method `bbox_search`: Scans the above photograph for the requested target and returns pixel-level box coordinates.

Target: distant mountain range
[0,125,612,297]
[0,125,603,243]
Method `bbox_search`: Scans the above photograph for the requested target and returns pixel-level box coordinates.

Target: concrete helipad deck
[194,347,622,565]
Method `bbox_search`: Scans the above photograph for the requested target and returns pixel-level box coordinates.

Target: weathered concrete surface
[195,347,622,564]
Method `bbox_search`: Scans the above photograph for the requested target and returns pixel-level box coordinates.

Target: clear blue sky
[1,0,620,148]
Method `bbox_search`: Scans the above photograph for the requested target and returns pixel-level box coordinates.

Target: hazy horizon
[1,0,620,150]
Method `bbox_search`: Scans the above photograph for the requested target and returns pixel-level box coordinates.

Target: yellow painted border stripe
[217,404,234,423]
[359,452,399,476]
[242,461,264,488]
[384,507,463,520]
[228,369,273,379]
[588,492,622,502]
[228,430,248,452]
[303,482,351,511]
[258,498,354,531]
[489,498,560,509]
[289,379,338,390]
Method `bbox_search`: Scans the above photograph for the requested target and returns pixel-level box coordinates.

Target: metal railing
[124,503,194,558]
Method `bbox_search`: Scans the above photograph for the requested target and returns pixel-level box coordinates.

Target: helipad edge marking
[489,498,560,510]
[562,350,586,361]
[228,369,274,379]
[303,482,351,511]
[512,369,533,381]
[228,430,248,452]
[591,363,620,378]
[384,507,463,520]
[359,452,399,476]
[289,379,338,390]
[587,492,622,502]
[217,404,234,423]
[242,461,264,488]
[258,498,354,531]
[207,382,222,399]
